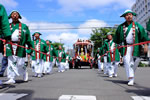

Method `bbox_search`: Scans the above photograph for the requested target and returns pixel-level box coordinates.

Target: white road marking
[0,93,28,100]
[131,96,150,100]
[59,95,96,100]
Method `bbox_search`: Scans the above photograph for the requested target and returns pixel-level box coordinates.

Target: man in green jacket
[4,11,32,84]
[28,32,48,78]
[55,45,66,72]
[113,10,150,86]
[105,32,120,78]
[65,51,71,70]
[43,40,55,74]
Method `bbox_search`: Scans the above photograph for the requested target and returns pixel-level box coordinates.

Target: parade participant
[43,40,55,74]
[114,10,150,85]
[106,32,120,77]
[65,51,71,70]
[4,11,32,84]
[0,4,11,87]
[102,39,108,75]
[95,48,101,71]
[55,45,66,72]
[28,32,48,78]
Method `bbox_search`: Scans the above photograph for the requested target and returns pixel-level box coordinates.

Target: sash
[46,45,51,62]
[123,22,135,56]
[34,39,41,60]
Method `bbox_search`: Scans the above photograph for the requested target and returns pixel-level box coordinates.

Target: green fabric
[28,39,48,60]
[0,4,11,38]
[5,23,32,57]
[146,19,150,31]
[103,40,120,62]
[8,10,22,19]
[120,10,136,17]
[113,21,150,57]
[66,54,71,61]
[0,4,12,53]
[32,32,42,36]
[43,44,55,62]
[107,32,112,36]
[55,49,66,62]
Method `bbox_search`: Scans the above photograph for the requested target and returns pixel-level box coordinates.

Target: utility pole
[59,38,63,43]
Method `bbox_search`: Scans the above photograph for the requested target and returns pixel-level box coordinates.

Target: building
[132,0,150,29]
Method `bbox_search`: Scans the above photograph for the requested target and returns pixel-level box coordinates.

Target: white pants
[123,46,140,78]
[43,62,53,73]
[32,59,43,74]
[101,63,104,71]
[98,60,101,71]
[7,56,26,79]
[113,61,120,75]
[104,56,108,74]
[65,61,69,70]
[58,62,65,72]
[108,62,114,76]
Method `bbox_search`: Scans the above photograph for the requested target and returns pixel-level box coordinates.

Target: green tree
[52,42,64,50]
[90,27,116,53]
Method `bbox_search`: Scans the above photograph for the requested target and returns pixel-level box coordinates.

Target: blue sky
[0,0,136,49]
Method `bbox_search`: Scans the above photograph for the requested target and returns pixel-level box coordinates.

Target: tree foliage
[52,42,64,50]
[90,28,116,53]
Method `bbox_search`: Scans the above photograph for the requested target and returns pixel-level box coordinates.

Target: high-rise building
[132,0,150,29]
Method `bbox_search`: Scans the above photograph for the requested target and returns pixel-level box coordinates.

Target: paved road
[0,67,150,100]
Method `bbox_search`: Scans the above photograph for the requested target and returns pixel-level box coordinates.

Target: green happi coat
[0,4,12,53]
[103,40,120,62]
[66,54,71,62]
[5,23,32,57]
[113,21,150,57]
[95,48,100,61]
[55,49,66,62]
[28,39,48,60]
[43,44,55,62]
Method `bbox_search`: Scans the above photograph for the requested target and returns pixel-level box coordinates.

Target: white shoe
[37,74,42,78]
[109,75,113,78]
[114,74,117,77]
[23,72,28,82]
[61,70,65,73]
[128,79,134,86]
[58,70,61,72]
[4,79,16,84]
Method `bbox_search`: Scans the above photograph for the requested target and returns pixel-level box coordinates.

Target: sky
[0,0,136,50]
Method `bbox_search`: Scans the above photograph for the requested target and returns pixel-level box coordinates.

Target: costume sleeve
[137,23,150,42]
[0,5,11,38]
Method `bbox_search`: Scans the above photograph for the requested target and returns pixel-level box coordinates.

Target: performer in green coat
[0,4,11,53]
[4,11,32,84]
[104,32,120,77]
[28,32,48,78]
[113,10,150,85]
[65,51,71,70]
[43,40,55,74]
[55,45,66,72]
[102,39,109,75]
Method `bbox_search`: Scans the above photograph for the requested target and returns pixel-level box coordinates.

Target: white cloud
[20,16,73,34]
[45,32,79,44]
[78,19,108,35]
[58,0,135,13]
[0,0,18,8]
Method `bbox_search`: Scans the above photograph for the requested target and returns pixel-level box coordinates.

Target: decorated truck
[73,39,94,68]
